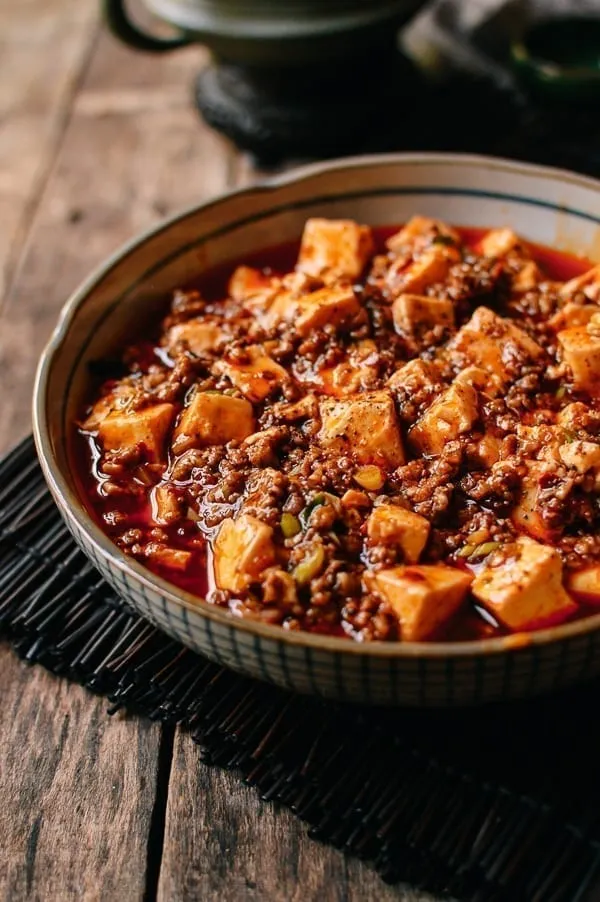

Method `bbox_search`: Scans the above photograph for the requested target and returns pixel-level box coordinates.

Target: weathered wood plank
[0,0,99,304]
[158,731,438,902]
[0,32,233,455]
[0,644,163,902]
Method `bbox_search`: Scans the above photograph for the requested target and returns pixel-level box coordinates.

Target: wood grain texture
[0,644,162,902]
[0,0,99,304]
[0,31,233,455]
[158,731,438,902]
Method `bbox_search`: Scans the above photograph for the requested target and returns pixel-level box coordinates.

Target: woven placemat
[2,436,600,902]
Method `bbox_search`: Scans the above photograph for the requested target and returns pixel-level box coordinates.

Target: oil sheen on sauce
[75,226,595,641]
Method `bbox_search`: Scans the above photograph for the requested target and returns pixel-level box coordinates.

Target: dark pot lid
[145,0,425,40]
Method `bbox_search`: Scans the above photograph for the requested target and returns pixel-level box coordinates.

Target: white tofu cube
[511,260,542,293]
[98,403,175,461]
[386,216,459,254]
[166,319,224,356]
[449,307,543,384]
[148,546,192,571]
[214,345,287,402]
[561,264,600,303]
[228,265,274,303]
[387,358,440,393]
[559,440,600,473]
[409,381,479,456]
[173,392,254,453]
[367,504,430,563]
[549,302,598,331]
[472,536,577,630]
[511,462,557,543]
[557,402,589,430]
[365,565,472,641]
[479,228,525,259]
[318,390,405,468]
[392,293,454,336]
[261,289,299,327]
[386,245,458,297]
[567,566,600,603]
[81,381,138,431]
[214,514,276,593]
[558,325,600,390]
[151,483,183,526]
[295,285,361,336]
[297,218,374,282]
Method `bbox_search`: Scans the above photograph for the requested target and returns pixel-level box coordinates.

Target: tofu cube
[81,381,138,431]
[149,546,192,571]
[561,264,600,303]
[470,433,503,468]
[567,566,600,603]
[295,285,361,336]
[392,293,455,336]
[549,302,598,331]
[511,462,558,542]
[98,403,175,461]
[479,228,525,259]
[387,245,458,297]
[166,319,224,356]
[387,358,440,393]
[558,402,589,430]
[367,504,430,563]
[151,483,183,526]
[559,440,600,473]
[454,364,503,397]
[173,392,254,453]
[297,218,374,282]
[472,536,577,630]
[214,345,287,402]
[558,325,600,390]
[409,381,479,456]
[512,260,542,293]
[386,216,459,254]
[228,265,274,303]
[214,514,276,593]
[365,565,472,641]
[449,307,543,384]
[318,390,405,469]
[261,289,299,327]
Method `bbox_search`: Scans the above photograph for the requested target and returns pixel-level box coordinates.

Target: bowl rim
[33,150,600,660]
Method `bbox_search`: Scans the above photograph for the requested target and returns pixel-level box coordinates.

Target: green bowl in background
[511,16,600,104]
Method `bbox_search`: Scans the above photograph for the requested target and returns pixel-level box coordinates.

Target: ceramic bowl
[33,153,600,707]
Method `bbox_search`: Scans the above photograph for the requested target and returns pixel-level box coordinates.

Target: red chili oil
[74,226,596,641]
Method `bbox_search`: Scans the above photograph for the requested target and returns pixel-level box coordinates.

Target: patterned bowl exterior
[33,153,600,706]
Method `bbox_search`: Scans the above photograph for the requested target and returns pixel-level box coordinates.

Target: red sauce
[75,225,596,642]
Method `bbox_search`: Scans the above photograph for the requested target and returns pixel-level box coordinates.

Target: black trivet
[3,436,600,901]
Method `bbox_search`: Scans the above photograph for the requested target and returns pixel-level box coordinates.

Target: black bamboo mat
[3,436,600,902]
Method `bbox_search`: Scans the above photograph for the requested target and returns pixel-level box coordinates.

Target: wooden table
[0,4,437,899]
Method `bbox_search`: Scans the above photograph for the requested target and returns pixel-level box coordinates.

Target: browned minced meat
[77,218,600,642]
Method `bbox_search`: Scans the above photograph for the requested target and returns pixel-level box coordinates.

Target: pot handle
[103,0,192,53]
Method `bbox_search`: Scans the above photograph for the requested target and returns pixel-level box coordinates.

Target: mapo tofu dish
[77,216,600,642]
